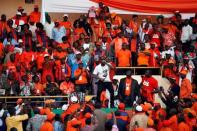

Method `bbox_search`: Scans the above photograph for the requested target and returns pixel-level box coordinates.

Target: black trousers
[96,81,114,106]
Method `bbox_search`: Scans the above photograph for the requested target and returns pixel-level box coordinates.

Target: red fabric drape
[91,0,197,13]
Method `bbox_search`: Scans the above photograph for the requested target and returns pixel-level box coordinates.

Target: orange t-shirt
[40,121,53,131]
[125,78,132,96]
[61,21,72,29]
[137,50,150,66]
[0,42,3,57]
[74,69,88,84]
[34,83,44,95]
[29,11,41,23]
[130,38,137,52]
[113,37,128,55]
[58,43,70,50]
[117,49,131,67]
[178,122,190,131]
[180,79,192,99]
[163,115,178,131]
[129,20,138,33]
[53,51,67,60]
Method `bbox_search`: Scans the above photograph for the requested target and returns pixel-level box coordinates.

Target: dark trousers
[97,81,114,106]
[131,52,137,66]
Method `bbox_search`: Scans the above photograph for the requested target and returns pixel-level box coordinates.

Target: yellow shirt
[6,114,28,131]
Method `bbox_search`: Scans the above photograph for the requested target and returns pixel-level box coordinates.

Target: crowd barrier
[115,67,162,76]
[0,96,69,106]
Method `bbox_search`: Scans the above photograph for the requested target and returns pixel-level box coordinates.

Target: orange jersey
[40,121,53,131]
[74,69,88,84]
[29,11,41,23]
[180,78,192,99]
[129,20,139,33]
[163,115,178,131]
[116,49,131,67]
[137,50,150,66]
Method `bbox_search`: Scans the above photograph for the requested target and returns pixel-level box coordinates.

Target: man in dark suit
[118,70,140,107]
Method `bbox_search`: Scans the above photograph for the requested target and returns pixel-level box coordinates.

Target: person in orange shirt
[53,46,67,60]
[111,33,128,56]
[179,70,192,99]
[0,14,8,40]
[32,75,44,96]
[137,43,150,66]
[149,42,160,67]
[162,108,178,131]
[61,14,72,37]
[66,118,82,131]
[73,22,86,41]
[29,5,41,23]
[116,43,131,67]
[111,12,122,27]
[74,63,89,94]
[58,36,71,52]
[61,96,80,122]
[60,75,75,95]
[129,15,139,33]
[0,41,4,58]
[177,114,190,131]
[6,53,16,73]
[40,112,55,131]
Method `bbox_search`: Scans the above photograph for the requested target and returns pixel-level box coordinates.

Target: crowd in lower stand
[0,1,196,131]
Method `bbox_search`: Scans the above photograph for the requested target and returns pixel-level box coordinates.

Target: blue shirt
[3,38,18,46]
[52,26,66,43]
[53,121,64,131]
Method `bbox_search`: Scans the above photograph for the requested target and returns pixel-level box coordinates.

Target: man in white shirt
[93,56,115,107]
[181,19,193,52]
[44,14,54,39]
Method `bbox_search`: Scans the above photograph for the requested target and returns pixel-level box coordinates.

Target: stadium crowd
[0,2,197,131]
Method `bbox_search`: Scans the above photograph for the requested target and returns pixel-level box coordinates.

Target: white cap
[135,105,143,112]
[18,39,23,43]
[63,14,68,17]
[16,12,22,16]
[62,104,69,111]
[142,19,146,22]
[70,96,78,103]
[44,54,49,57]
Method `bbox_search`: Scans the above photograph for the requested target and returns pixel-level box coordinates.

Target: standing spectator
[52,21,66,43]
[61,14,72,38]
[167,76,180,98]
[137,43,150,66]
[21,24,32,49]
[0,14,8,40]
[19,75,34,96]
[129,105,148,130]
[94,101,107,131]
[29,5,41,23]
[179,70,192,99]
[149,42,161,67]
[177,114,190,131]
[44,13,55,39]
[181,19,193,52]
[53,114,64,131]
[141,70,158,103]
[116,43,131,67]
[93,56,115,107]
[118,70,140,107]
[6,106,28,131]
[81,113,98,131]
[40,113,55,131]
[26,108,47,131]
[35,22,48,47]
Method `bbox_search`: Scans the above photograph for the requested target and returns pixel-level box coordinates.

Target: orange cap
[85,113,92,118]
[71,119,82,126]
[179,70,188,75]
[118,103,125,110]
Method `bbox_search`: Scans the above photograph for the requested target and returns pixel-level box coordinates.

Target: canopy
[91,0,197,13]
[41,0,196,23]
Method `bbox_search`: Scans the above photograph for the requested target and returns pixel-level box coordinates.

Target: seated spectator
[6,106,28,131]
